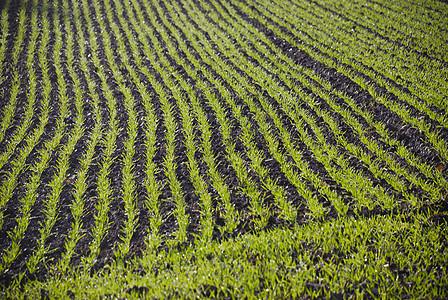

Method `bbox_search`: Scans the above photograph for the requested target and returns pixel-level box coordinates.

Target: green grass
[0,0,447,298]
[8,214,448,299]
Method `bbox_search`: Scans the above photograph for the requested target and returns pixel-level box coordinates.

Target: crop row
[238,0,448,162]
[0,0,446,285]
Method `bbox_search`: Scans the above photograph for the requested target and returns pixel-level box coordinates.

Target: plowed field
[0,0,447,298]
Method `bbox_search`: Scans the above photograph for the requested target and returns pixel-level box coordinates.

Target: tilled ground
[0,0,447,288]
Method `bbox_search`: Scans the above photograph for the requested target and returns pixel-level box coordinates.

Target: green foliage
[5,215,448,299]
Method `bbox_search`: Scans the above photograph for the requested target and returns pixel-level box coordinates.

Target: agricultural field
[0,0,447,297]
